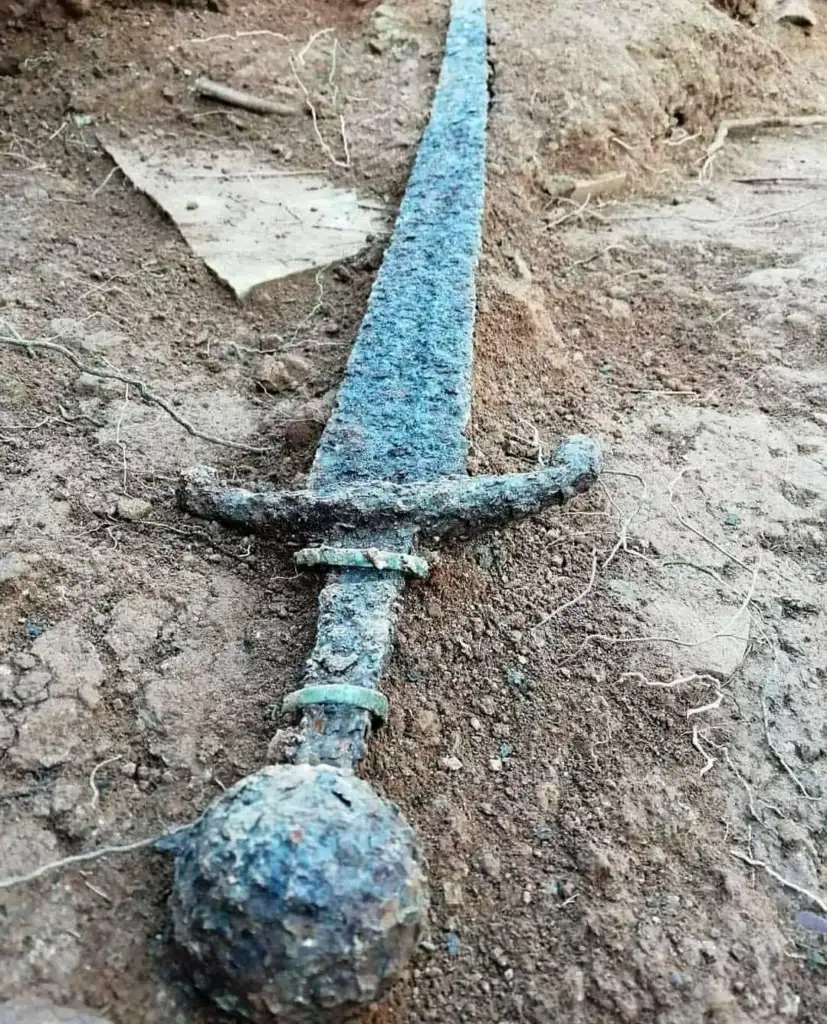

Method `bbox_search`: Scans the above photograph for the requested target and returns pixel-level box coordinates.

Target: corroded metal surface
[168,3,488,1019]
[180,437,601,537]
[167,2,601,1020]
[166,766,427,1024]
[289,0,489,766]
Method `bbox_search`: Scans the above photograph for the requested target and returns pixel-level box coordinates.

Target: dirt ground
[1,0,827,1022]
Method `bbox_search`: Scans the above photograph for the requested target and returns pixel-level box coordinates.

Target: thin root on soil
[0,324,268,454]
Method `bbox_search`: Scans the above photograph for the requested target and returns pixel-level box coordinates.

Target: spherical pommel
[167,764,428,1023]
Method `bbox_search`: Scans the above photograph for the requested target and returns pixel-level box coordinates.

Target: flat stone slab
[100,135,387,299]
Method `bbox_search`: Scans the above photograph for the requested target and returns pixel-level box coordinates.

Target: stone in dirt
[104,597,169,660]
[0,998,113,1024]
[9,698,89,770]
[255,352,313,393]
[0,552,41,590]
[32,623,105,706]
[569,172,627,203]
[50,777,85,816]
[99,136,387,300]
[281,391,337,450]
[14,671,50,705]
[0,709,15,751]
[414,708,442,747]
[775,0,816,27]
[115,497,152,522]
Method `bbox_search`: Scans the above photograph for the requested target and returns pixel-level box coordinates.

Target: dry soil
[1,1,827,1022]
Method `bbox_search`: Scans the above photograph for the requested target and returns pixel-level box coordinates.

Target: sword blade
[295,0,489,765]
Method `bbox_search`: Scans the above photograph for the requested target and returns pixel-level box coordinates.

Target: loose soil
[1,1,827,1023]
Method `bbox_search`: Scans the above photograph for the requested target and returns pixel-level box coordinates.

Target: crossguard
[178,435,601,538]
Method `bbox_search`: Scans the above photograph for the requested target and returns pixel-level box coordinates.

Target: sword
[163,2,600,1021]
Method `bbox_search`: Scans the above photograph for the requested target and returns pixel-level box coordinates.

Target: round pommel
[167,764,428,1023]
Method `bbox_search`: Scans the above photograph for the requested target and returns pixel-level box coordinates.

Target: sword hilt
[180,435,601,770]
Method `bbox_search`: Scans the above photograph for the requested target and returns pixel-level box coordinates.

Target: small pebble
[439,755,463,773]
[479,851,501,878]
[116,497,152,522]
[442,881,463,908]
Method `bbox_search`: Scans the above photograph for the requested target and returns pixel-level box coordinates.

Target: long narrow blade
[310,0,488,489]
[296,0,488,763]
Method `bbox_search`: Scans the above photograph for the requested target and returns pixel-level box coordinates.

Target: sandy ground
[1,0,827,1022]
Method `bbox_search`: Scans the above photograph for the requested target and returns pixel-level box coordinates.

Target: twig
[621,671,719,690]
[0,328,268,453]
[328,38,340,106]
[82,879,113,903]
[731,850,827,915]
[92,164,120,197]
[600,472,648,570]
[668,468,752,572]
[733,176,827,185]
[186,29,290,45]
[546,194,591,229]
[339,114,351,169]
[627,388,698,397]
[609,135,656,174]
[686,690,724,718]
[664,129,702,148]
[532,549,598,632]
[284,269,327,347]
[761,682,816,800]
[297,26,333,65]
[59,404,104,429]
[0,828,187,890]
[593,552,758,654]
[700,115,827,180]
[194,77,297,116]
[115,384,129,491]
[705,736,763,824]
[0,415,51,430]
[89,755,122,811]
[564,244,629,275]
[289,56,351,168]
[692,724,715,777]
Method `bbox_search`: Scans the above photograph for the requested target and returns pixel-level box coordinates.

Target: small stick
[761,684,816,800]
[704,736,763,825]
[89,755,122,811]
[194,77,297,117]
[0,329,267,454]
[609,135,656,173]
[0,415,51,430]
[0,829,187,890]
[297,26,333,65]
[532,548,598,632]
[92,164,120,197]
[731,850,827,915]
[667,468,753,573]
[700,114,827,180]
[546,193,591,229]
[621,671,718,690]
[692,724,715,777]
[186,29,291,46]
[564,244,629,274]
[83,879,113,903]
[685,690,724,718]
[289,57,351,168]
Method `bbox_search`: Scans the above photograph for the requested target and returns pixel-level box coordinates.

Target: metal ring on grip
[282,684,390,724]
